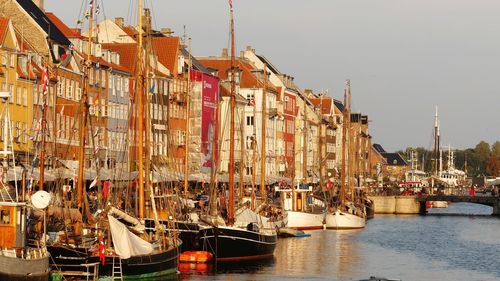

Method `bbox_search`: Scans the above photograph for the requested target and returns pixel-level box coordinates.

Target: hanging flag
[60,105,65,116]
[149,81,155,95]
[247,99,255,106]
[99,235,106,266]
[229,0,233,9]
[41,67,49,94]
[89,176,98,189]
[95,4,100,15]
[103,181,110,200]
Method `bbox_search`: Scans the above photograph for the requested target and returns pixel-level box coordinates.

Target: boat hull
[285,211,325,230]
[199,226,277,261]
[0,254,49,281]
[325,211,366,229]
[48,241,181,279]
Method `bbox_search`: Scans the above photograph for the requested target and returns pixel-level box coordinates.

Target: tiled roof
[373,144,386,154]
[101,43,137,73]
[0,17,8,45]
[310,96,333,115]
[45,12,79,38]
[197,58,277,92]
[16,0,71,46]
[151,37,180,75]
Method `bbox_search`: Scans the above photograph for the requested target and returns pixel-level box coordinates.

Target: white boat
[431,201,449,208]
[286,210,326,230]
[325,209,366,230]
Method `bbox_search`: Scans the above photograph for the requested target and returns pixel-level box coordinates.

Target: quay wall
[368,196,420,214]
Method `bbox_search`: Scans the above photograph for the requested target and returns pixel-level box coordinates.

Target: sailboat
[279,96,327,230]
[47,1,181,279]
[0,87,50,281]
[197,1,277,261]
[325,80,366,229]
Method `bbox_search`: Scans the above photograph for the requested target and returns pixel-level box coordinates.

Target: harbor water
[179,203,500,281]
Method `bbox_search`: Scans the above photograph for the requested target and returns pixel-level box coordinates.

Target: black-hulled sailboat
[198,0,277,261]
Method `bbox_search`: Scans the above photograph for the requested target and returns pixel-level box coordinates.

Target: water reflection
[179,203,500,281]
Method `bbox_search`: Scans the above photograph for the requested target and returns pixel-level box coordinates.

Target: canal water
[178,203,500,281]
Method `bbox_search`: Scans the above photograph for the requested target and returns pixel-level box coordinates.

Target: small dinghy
[278,228,312,238]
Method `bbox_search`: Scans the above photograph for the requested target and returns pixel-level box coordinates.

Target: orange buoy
[179,251,213,263]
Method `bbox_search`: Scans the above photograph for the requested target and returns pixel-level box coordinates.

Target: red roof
[45,12,80,38]
[310,96,333,115]
[101,43,137,73]
[151,37,180,75]
[0,17,10,45]
[198,58,277,92]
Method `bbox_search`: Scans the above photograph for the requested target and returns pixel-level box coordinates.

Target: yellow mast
[260,66,267,197]
[76,0,94,233]
[136,0,145,218]
[239,98,245,200]
[183,38,191,195]
[251,90,256,210]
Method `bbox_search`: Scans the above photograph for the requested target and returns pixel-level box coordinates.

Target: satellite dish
[32,190,51,210]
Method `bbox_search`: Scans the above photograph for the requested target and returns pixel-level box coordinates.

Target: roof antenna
[182,24,187,46]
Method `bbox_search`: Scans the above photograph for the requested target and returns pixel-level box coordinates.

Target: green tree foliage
[401,140,498,177]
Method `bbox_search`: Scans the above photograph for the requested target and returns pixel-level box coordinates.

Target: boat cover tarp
[108,215,153,259]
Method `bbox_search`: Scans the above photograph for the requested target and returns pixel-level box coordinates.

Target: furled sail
[108,215,153,259]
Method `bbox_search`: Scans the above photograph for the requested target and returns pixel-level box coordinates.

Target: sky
[45,0,500,152]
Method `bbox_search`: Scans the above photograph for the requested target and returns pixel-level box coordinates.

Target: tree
[475,141,491,162]
[492,141,500,157]
[486,156,500,177]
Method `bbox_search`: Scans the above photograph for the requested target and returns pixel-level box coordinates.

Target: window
[67,80,74,100]
[327,143,335,153]
[8,85,14,103]
[16,87,21,105]
[76,87,82,101]
[1,55,6,66]
[15,121,20,141]
[326,160,335,170]
[0,209,11,225]
[22,88,27,106]
[246,116,254,126]
[22,123,27,143]
[10,54,15,68]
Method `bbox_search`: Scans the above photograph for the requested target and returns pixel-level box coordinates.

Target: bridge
[417,195,500,216]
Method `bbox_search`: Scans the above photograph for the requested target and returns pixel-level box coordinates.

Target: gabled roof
[373,143,386,153]
[45,12,79,38]
[16,0,71,46]
[181,48,210,74]
[333,99,344,114]
[101,43,137,73]
[382,153,408,166]
[197,57,277,92]
[151,37,180,75]
[310,96,333,115]
[0,17,9,44]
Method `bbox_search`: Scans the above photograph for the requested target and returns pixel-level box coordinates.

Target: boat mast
[39,62,48,190]
[260,65,267,198]
[76,0,94,230]
[302,96,307,191]
[340,82,348,209]
[184,38,191,195]
[251,90,256,210]
[239,92,244,200]
[227,1,236,225]
[433,106,439,177]
[136,0,145,218]
[318,96,323,192]
[347,80,352,203]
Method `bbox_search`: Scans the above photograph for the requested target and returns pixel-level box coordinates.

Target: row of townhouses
[0,0,391,189]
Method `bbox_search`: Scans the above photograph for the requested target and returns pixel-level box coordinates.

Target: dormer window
[227,67,241,84]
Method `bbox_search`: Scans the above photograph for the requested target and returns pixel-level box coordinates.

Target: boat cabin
[0,202,26,249]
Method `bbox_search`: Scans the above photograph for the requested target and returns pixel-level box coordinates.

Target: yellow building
[0,18,35,164]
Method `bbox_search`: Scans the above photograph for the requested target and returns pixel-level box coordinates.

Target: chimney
[114,17,124,28]
[161,28,173,36]
[221,48,228,57]
[33,0,44,11]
